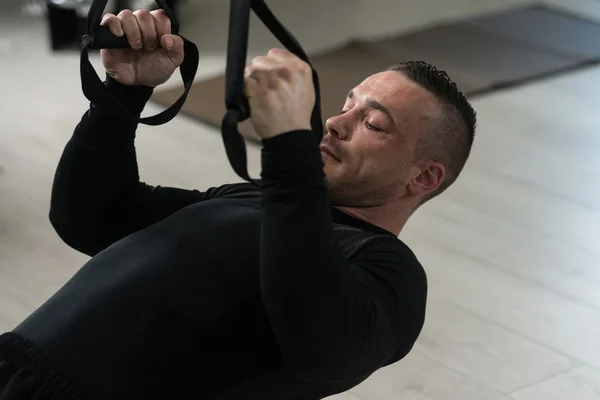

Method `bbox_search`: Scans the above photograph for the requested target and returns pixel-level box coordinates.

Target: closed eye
[366,122,382,131]
[340,109,383,131]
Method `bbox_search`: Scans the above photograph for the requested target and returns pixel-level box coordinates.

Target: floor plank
[346,352,509,400]
[405,237,600,371]
[511,365,600,400]
[412,300,575,393]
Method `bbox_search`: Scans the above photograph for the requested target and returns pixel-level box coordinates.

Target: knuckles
[151,9,166,17]
[248,48,311,77]
[114,8,158,22]
[101,13,116,23]
[133,9,151,20]
[151,9,169,23]
[297,60,311,74]
[266,47,284,57]
[117,8,133,18]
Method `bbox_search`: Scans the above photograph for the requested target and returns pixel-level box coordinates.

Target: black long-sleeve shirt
[15,77,428,400]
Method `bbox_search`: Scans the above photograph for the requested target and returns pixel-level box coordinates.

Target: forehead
[351,71,433,112]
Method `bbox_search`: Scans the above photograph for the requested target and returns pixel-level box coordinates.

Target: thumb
[243,68,263,100]
[161,34,185,66]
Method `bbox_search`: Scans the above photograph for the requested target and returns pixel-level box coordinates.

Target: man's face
[321,71,436,207]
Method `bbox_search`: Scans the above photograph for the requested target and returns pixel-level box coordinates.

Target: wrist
[261,130,324,180]
[103,75,154,116]
[257,122,312,140]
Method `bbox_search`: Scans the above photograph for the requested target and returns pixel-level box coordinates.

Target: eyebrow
[348,89,396,126]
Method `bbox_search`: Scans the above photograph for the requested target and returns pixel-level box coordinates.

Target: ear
[408,161,445,197]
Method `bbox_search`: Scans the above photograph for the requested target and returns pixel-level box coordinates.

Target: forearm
[49,76,154,254]
[259,130,347,324]
[259,131,393,381]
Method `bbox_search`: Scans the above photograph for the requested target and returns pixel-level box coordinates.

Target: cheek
[363,145,411,182]
[358,144,393,170]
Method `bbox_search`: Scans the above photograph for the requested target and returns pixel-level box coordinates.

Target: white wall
[177,0,535,57]
[3,0,21,12]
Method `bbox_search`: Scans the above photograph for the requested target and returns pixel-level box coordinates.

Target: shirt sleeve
[259,130,427,383]
[49,76,216,257]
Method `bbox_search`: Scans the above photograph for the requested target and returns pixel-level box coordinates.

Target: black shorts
[0,332,79,400]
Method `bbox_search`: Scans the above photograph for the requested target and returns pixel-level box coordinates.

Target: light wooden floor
[1,1,600,399]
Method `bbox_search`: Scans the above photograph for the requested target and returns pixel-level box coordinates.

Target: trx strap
[80,0,199,126]
[221,0,324,184]
[80,0,323,185]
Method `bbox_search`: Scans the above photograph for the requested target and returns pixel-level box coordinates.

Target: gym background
[1,0,600,399]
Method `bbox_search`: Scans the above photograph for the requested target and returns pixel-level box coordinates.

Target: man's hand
[100,9,185,87]
[244,48,315,140]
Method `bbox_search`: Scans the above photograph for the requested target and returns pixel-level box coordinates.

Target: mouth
[319,145,341,162]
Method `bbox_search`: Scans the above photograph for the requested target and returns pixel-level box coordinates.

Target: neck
[334,200,413,236]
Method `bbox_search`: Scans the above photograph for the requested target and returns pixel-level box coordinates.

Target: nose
[325,114,349,141]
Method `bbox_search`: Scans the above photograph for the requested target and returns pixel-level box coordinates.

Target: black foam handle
[88,26,131,49]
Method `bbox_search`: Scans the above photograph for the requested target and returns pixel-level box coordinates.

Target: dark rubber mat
[150,4,600,139]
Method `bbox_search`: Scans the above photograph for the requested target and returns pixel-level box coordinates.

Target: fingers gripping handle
[221,0,324,186]
[87,26,183,50]
[87,26,130,49]
[84,0,179,50]
[80,0,199,126]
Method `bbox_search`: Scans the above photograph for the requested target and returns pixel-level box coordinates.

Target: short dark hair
[386,61,477,205]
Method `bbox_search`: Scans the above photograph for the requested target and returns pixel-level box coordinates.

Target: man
[0,8,476,400]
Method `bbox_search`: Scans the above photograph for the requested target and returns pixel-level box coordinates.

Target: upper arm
[287,240,428,383]
[131,181,259,230]
[51,182,255,256]
[353,241,428,363]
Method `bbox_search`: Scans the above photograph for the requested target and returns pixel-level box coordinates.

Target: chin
[322,161,341,176]
[323,169,341,187]
[324,177,351,204]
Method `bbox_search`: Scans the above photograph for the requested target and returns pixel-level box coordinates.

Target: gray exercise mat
[150,4,600,139]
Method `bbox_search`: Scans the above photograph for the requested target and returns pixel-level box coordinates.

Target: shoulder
[205,182,261,199]
[352,235,428,361]
[352,234,427,284]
